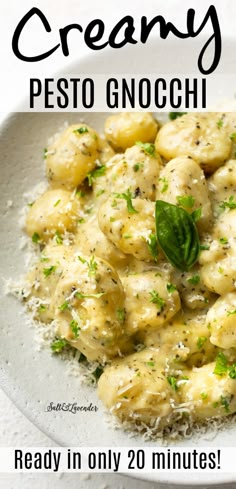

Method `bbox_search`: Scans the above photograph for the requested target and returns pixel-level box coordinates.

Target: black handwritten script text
[12,6,221,75]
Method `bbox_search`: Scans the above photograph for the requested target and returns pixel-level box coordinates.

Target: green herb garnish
[135,141,155,156]
[148,233,158,261]
[177,195,195,209]
[166,283,177,293]
[55,231,63,245]
[219,196,236,210]
[167,376,178,391]
[51,338,68,353]
[32,232,40,244]
[43,265,57,277]
[220,395,231,413]
[114,189,138,214]
[73,127,89,134]
[87,165,106,186]
[159,177,169,193]
[70,320,80,338]
[187,274,200,285]
[59,301,70,311]
[116,308,126,323]
[191,208,202,222]
[75,291,104,299]
[197,336,207,349]
[149,290,165,311]
[219,237,228,245]
[155,200,200,271]
[213,352,228,376]
[169,112,187,120]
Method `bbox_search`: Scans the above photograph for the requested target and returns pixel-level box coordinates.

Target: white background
[0,1,236,488]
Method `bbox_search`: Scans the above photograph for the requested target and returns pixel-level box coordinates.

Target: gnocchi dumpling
[122,271,181,336]
[200,210,236,295]
[155,113,232,173]
[93,144,162,203]
[156,156,212,232]
[105,112,158,151]
[145,313,218,368]
[46,124,100,189]
[52,254,131,361]
[98,348,178,425]
[207,292,236,349]
[208,160,236,212]
[181,362,236,419]
[26,189,80,242]
[74,214,128,268]
[26,241,71,322]
[98,197,156,261]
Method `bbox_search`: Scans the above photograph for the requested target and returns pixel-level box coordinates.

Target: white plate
[0,39,236,487]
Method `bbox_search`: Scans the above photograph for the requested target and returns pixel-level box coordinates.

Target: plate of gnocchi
[1,47,236,486]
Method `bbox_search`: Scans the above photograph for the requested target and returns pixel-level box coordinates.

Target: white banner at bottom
[0,447,235,473]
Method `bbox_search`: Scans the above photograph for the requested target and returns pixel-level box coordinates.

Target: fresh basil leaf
[155,200,200,271]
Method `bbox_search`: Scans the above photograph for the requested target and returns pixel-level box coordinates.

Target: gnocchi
[22,111,236,439]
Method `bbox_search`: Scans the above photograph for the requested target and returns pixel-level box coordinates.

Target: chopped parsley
[219,237,228,245]
[159,177,168,193]
[38,304,47,312]
[220,395,231,413]
[53,199,61,207]
[201,392,208,400]
[55,231,63,245]
[200,244,210,251]
[96,189,105,197]
[191,207,202,222]
[227,310,236,317]
[148,233,158,261]
[87,165,106,186]
[73,126,89,134]
[230,133,236,141]
[187,274,200,285]
[169,112,187,120]
[135,141,155,156]
[149,290,165,311]
[43,265,57,277]
[59,301,70,311]
[88,256,98,276]
[116,308,126,323]
[40,254,49,262]
[147,361,155,367]
[78,255,98,277]
[213,352,228,376]
[197,336,207,349]
[219,196,236,210]
[133,162,143,172]
[216,118,224,128]
[114,189,138,214]
[32,232,40,244]
[177,195,195,209]
[51,338,68,353]
[76,190,85,198]
[43,148,48,159]
[167,376,178,391]
[75,291,104,299]
[70,320,80,338]
[166,283,177,293]
[228,364,236,379]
